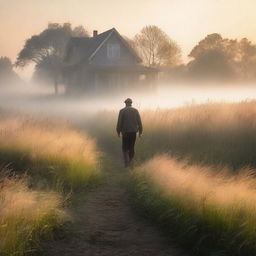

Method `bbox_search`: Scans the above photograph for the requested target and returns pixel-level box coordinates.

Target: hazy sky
[1,0,256,79]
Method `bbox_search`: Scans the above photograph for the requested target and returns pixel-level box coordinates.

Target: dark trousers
[122,132,136,166]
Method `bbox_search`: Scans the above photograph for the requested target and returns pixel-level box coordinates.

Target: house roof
[65,28,142,64]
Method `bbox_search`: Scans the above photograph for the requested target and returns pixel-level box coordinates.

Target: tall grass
[84,101,256,169]
[0,115,101,255]
[130,155,256,255]
[0,116,101,190]
[0,169,66,256]
[137,101,256,169]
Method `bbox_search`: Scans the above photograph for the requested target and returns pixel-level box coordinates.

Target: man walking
[116,98,143,168]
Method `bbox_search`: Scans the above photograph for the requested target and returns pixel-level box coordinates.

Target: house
[64,28,158,93]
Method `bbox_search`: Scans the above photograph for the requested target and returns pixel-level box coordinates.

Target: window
[107,44,120,59]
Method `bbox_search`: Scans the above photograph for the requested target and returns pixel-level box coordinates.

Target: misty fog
[1,82,256,120]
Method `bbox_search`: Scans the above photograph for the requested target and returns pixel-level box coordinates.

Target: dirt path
[42,158,186,256]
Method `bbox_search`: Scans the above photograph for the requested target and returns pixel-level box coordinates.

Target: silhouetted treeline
[163,33,256,82]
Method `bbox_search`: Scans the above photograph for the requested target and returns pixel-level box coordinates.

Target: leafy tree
[188,49,236,80]
[0,57,21,85]
[16,22,88,93]
[72,25,88,37]
[188,33,256,81]
[134,25,181,67]
[0,57,12,72]
[238,38,256,80]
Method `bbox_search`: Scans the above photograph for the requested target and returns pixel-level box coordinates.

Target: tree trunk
[54,80,58,95]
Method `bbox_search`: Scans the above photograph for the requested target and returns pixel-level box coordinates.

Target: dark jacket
[116,106,143,134]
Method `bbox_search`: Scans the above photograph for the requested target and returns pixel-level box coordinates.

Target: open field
[0,115,101,255]
[1,100,256,255]
[3,0,256,254]
[84,101,256,169]
[80,101,256,255]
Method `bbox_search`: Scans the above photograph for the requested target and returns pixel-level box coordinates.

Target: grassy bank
[130,155,256,256]
[0,116,101,255]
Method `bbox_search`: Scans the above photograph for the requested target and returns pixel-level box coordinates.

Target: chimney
[93,30,98,37]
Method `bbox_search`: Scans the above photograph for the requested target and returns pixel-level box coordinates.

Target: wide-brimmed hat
[124,98,132,103]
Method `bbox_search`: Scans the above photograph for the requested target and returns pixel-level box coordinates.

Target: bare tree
[134,25,181,67]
